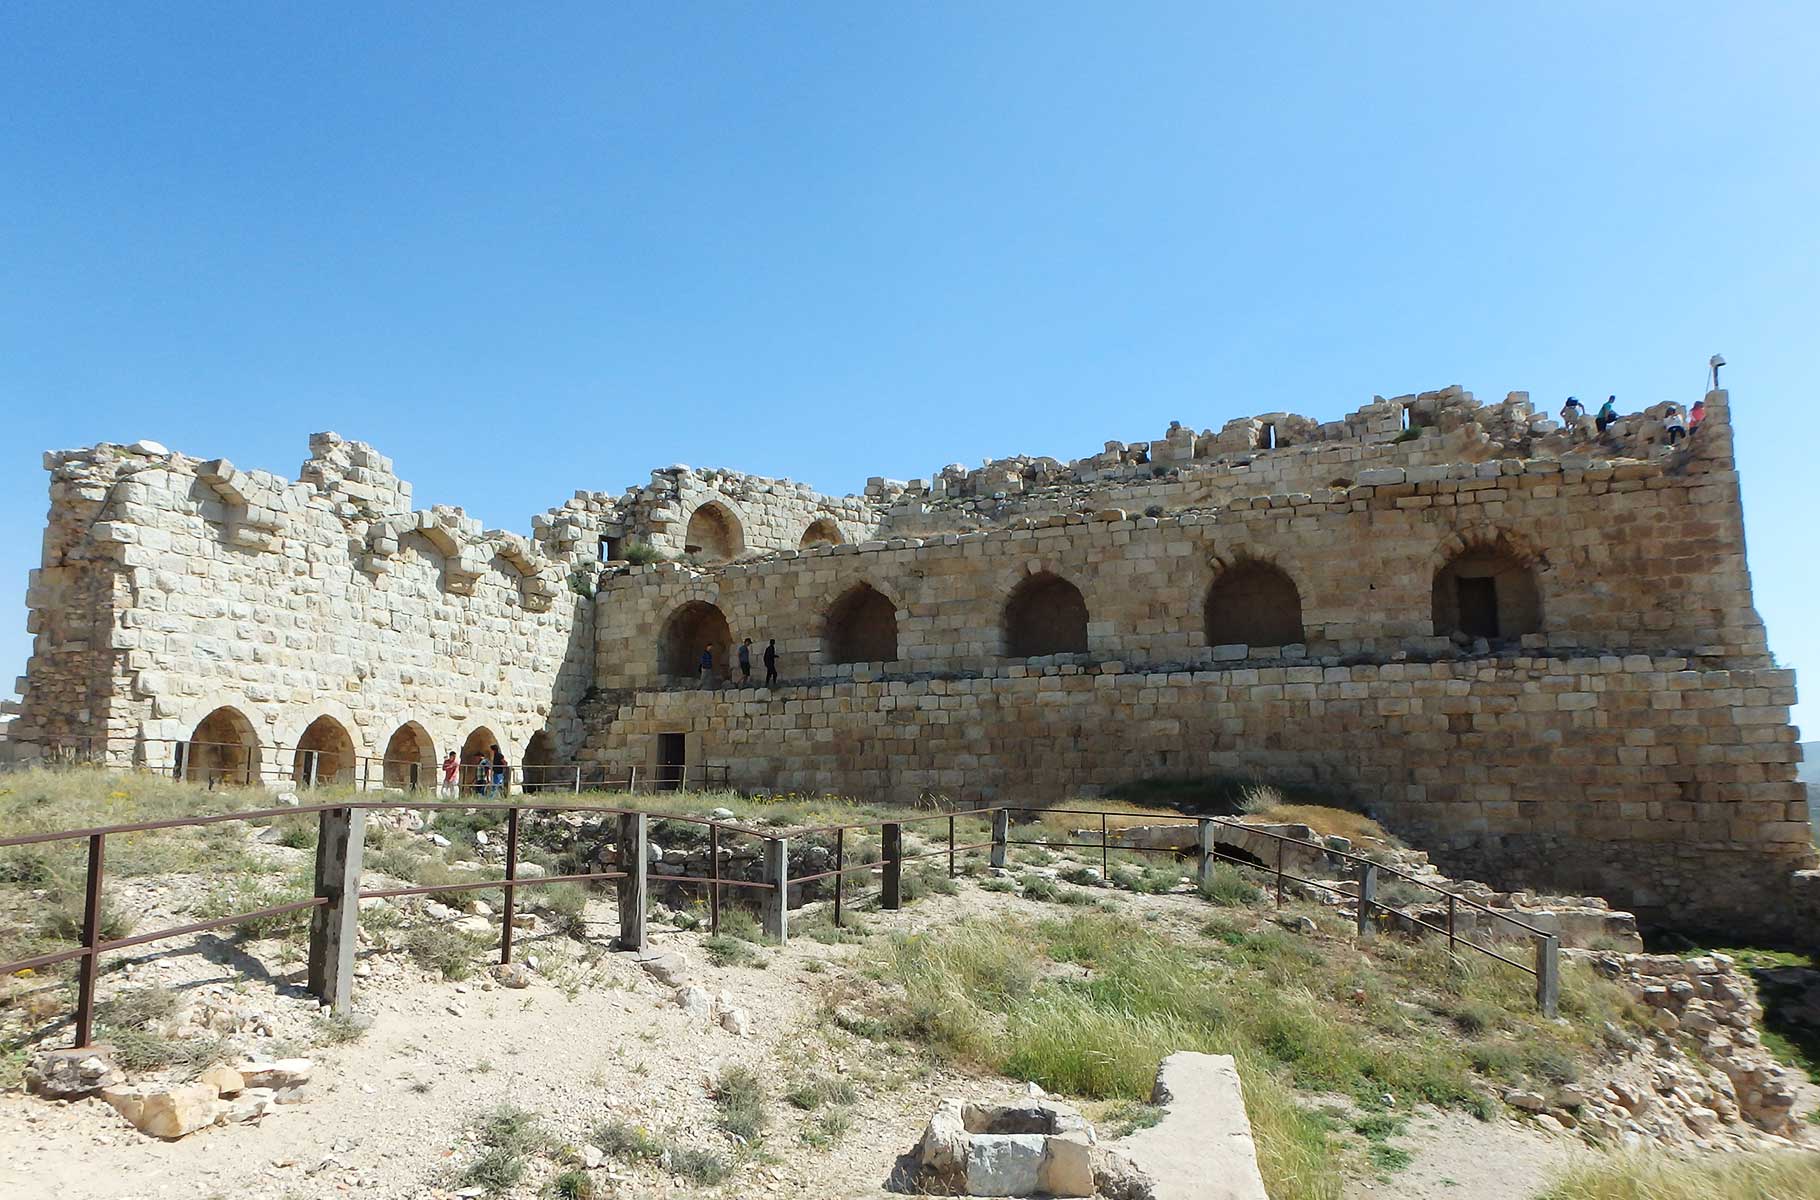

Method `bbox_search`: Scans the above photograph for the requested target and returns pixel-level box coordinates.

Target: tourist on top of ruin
[490,744,509,795]
[1663,404,1688,445]
[699,645,714,689]
[763,638,778,687]
[1595,395,1618,434]
[439,750,458,798]
[1689,398,1707,433]
[738,637,753,683]
[1560,396,1584,428]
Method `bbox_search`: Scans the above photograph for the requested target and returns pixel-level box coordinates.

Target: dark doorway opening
[657,733,686,791]
[1456,576,1499,639]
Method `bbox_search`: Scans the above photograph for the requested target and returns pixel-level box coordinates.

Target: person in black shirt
[762,639,778,688]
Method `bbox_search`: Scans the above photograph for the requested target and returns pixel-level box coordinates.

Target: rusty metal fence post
[710,822,722,935]
[306,807,366,1016]
[882,822,902,910]
[833,827,845,927]
[1274,840,1285,907]
[72,834,107,1047]
[948,814,956,878]
[500,806,520,964]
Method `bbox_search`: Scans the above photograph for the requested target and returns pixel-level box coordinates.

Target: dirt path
[1341,1108,1583,1200]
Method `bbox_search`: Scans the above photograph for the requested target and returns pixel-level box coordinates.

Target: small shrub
[899,866,959,901]
[669,1146,730,1184]
[1019,874,1059,902]
[544,1169,593,1199]
[1200,863,1263,906]
[620,542,667,566]
[785,1074,858,1111]
[1238,784,1285,815]
[405,924,489,980]
[594,1119,662,1162]
[713,1064,769,1140]
[463,1148,524,1193]
[103,1028,231,1077]
[311,1012,366,1045]
[1058,864,1103,887]
[981,876,1016,894]
[705,933,756,967]
[717,906,769,944]
[96,984,177,1032]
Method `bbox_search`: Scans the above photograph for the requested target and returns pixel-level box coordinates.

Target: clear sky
[1,5,1815,732]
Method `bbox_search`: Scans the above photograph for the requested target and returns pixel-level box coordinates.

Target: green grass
[784,1074,858,1111]
[543,1169,593,1199]
[1534,1151,1820,1200]
[404,923,491,980]
[859,910,1647,1200]
[461,1104,548,1194]
[704,933,758,967]
[1200,863,1263,906]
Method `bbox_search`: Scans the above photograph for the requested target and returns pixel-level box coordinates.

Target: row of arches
[175,707,562,791]
[679,501,848,564]
[654,546,1543,680]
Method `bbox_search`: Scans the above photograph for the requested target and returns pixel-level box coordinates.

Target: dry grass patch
[1535,1150,1820,1199]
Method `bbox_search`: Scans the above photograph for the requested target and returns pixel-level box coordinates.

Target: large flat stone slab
[1115,1052,1268,1200]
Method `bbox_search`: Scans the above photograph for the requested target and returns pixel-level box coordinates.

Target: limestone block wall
[12,435,595,776]
[593,399,1767,692]
[582,657,1810,938]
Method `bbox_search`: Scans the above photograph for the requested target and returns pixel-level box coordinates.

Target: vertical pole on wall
[762,835,789,944]
[574,766,582,795]
[1356,863,1378,942]
[307,807,366,1017]
[1274,840,1285,908]
[1447,894,1457,951]
[360,757,370,793]
[72,834,106,1048]
[882,822,902,910]
[990,808,1009,869]
[1535,934,1560,1018]
[1100,813,1109,883]
[617,811,647,951]
[500,806,520,964]
[172,741,187,782]
[948,815,956,879]
[709,822,722,936]
[1196,819,1215,890]
[833,827,844,928]
[628,765,637,794]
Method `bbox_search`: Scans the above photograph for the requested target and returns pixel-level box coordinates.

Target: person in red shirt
[439,751,458,798]
[1689,399,1707,434]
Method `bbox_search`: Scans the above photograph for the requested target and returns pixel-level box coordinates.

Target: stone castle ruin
[9,385,1815,941]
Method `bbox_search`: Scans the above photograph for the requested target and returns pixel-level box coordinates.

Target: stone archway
[684,502,744,563]
[461,726,504,795]
[824,583,898,664]
[1433,537,1542,644]
[292,715,355,787]
[184,706,262,788]
[1204,561,1305,649]
[382,722,437,791]
[523,730,560,792]
[800,518,844,550]
[1004,572,1089,658]
[659,600,734,683]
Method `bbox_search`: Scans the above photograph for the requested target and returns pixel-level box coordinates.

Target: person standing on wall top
[1595,395,1618,434]
[738,637,753,683]
[439,750,458,798]
[490,744,509,796]
[1560,396,1584,430]
[1689,399,1707,435]
[699,645,714,689]
[763,638,778,688]
[1663,404,1688,445]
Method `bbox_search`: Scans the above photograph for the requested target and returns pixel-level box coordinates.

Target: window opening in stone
[1204,562,1304,650]
[1004,572,1090,658]
[1400,405,1411,431]
[657,732,686,790]
[659,600,733,682]
[683,503,743,562]
[293,715,355,787]
[1261,423,1276,450]
[824,583,898,664]
[523,730,559,792]
[799,518,843,550]
[1432,549,1540,644]
[185,706,261,788]
[382,722,437,790]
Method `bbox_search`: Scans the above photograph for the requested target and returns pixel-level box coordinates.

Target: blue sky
[1,5,1815,732]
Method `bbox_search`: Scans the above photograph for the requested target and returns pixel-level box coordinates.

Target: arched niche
[293,715,355,787]
[684,502,744,563]
[824,583,898,664]
[1004,572,1089,658]
[1204,561,1305,649]
[184,706,262,788]
[1433,547,1542,643]
[800,518,844,550]
[659,600,734,682]
[382,722,437,791]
